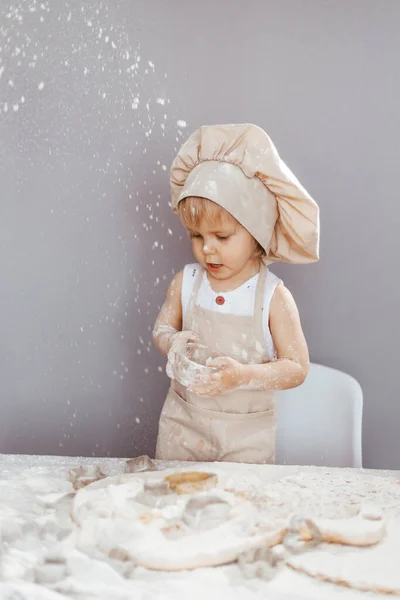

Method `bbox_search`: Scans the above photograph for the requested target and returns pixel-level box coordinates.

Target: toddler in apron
[153,124,320,464]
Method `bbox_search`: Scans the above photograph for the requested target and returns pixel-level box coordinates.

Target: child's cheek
[192,240,203,259]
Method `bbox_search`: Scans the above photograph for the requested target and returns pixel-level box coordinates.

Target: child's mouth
[207,263,222,272]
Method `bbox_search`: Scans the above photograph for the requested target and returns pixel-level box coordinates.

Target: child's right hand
[166,330,199,380]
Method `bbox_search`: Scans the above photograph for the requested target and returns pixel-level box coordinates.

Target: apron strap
[254,263,268,340]
[186,266,204,316]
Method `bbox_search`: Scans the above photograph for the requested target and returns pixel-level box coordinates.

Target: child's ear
[253,240,266,260]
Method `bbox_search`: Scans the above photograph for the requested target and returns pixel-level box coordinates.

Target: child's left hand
[189,357,246,397]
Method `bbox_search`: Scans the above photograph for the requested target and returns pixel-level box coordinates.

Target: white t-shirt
[181,263,282,361]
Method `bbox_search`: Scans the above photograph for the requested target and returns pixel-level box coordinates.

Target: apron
[155,264,276,464]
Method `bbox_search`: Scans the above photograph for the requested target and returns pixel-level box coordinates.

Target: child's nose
[203,243,212,254]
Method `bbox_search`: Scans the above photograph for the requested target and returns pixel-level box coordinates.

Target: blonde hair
[178,196,266,260]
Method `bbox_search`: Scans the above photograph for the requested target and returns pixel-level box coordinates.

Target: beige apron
[155,264,277,464]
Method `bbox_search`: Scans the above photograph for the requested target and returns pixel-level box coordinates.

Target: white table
[1,453,399,600]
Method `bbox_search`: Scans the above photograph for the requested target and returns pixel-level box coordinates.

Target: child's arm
[190,284,309,396]
[152,271,184,357]
[242,284,310,390]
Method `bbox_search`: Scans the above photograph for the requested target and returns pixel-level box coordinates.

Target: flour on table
[1,454,400,599]
[288,519,400,595]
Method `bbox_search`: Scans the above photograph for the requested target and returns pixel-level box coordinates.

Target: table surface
[1,453,400,600]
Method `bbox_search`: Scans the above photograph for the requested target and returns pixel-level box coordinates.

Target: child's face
[187,209,259,281]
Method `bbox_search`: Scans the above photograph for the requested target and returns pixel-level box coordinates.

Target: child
[153,124,319,464]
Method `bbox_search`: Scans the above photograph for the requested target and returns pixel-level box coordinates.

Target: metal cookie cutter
[125,455,156,473]
[283,515,322,554]
[68,465,106,490]
[238,546,281,581]
[135,480,176,508]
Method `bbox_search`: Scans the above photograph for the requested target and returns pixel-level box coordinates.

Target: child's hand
[189,357,247,397]
[166,330,199,380]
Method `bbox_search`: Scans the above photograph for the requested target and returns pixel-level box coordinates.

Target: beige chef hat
[170,124,319,264]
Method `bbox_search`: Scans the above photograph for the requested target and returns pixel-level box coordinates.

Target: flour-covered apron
[156,264,276,463]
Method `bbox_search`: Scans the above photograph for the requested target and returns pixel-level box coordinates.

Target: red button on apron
[216,295,225,306]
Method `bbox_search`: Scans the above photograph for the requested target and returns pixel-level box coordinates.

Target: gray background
[1,0,399,469]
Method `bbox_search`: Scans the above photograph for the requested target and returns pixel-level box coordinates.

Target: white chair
[276,363,363,468]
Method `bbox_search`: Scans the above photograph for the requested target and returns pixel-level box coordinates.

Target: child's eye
[216,235,230,241]
[190,233,202,239]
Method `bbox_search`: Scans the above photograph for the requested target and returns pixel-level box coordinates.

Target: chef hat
[170,124,319,264]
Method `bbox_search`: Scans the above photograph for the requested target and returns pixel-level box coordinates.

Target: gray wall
[1,0,399,468]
